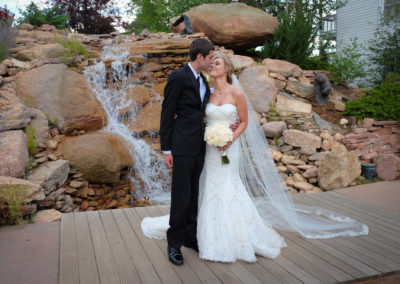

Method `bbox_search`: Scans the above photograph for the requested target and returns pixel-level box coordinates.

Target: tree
[262,0,316,66]
[52,0,120,34]
[18,2,69,29]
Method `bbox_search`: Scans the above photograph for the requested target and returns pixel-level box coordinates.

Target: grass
[25,125,38,157]
[0,182,32,226]
[57,38,88,59]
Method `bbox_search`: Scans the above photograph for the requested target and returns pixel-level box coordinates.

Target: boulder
[276,95,312,114]
[0,63,8,76]
[118,86,151,115]
[170,3,279,50]
[375,154,400,181]
[318,143,361,190]
[17,43,65,61]
[262,59,302,78]
[129,102,162,134]
[262,121,287,138]
[285,77,314,99]
[27,160,70,194]
[28,109,50,145]
[57,132,133,183]
[33,209,62,223]
[0,90,36,132]
[0,131,29,178]
[19,23,34,31]
[0,176,46,203]
[16,64,107,134]
[239,65,277,113]
[283,129,322,149]
[229,55,256,70]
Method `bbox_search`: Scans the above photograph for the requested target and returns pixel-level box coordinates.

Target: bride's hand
[218,141,233,152]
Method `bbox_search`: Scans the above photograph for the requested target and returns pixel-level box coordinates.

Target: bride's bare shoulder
[229,84,245,100]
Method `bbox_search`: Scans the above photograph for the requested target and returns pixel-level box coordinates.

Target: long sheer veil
[233,74,368,238]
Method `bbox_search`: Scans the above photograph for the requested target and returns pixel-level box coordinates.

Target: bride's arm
[232,89,248,142]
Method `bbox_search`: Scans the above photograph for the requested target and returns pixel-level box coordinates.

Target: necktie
[196,76,200,90]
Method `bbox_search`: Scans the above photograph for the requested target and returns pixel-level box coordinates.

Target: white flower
[204,123,233,147]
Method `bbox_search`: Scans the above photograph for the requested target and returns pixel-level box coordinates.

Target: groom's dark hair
[189,38,214,61]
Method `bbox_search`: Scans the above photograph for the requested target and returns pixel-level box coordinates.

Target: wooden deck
[59,191,400,284]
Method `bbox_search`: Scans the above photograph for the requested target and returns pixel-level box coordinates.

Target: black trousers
[167,154,205,248]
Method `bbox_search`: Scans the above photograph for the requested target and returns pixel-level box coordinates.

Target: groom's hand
[230,119,240,132]
[164,153,173,168]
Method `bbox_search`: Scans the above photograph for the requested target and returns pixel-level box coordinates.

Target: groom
[160,38,214,265]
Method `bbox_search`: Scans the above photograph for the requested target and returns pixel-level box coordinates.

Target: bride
[141,52,368,263]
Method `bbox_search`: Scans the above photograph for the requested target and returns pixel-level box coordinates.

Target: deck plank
[59,213,79,284]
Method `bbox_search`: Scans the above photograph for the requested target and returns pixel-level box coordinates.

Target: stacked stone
[342,118,399,163]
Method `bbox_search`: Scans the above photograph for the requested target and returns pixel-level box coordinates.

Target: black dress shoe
[183,241,199,253]
[168,246,184,265]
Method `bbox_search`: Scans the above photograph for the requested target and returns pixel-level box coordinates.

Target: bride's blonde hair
[213,51,234,84]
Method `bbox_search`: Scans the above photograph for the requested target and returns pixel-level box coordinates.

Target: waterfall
[83,37,171,204]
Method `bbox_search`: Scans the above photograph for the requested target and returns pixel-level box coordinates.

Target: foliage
[52,0,120,34]
[18,2,69,29]
[25,125,38,157]
[301,55,331,70]
[0,183,28,226]
[237,0,286,17]
[262,0,316,66]
[127,0,228,34]
[344,73,400,122]
[57,38,88,58]
[0,6,14,62]
[327,38,367,86]
[368,11,400,85]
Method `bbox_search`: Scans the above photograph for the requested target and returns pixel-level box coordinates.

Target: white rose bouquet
[204,123,233,165]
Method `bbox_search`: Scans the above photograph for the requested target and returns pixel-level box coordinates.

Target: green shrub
[344,73,400,122]
[25,125,38,157]
[301,56,331,70]
[57,38,88,59]
[0,183,28,226]
[18,2,69,30]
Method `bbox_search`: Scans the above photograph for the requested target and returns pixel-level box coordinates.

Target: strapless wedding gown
[141,103,286,262]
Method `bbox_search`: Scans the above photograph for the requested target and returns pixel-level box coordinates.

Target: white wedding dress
[141,103,287,263]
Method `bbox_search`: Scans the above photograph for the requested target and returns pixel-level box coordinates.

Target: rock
[171,3,279,50]
[0,176,45,203]
[46,140,58,150]
[70,180,85,188]
[128,102,161,133]
[283,129,322,149]
[48,154,58,161]
[229,55,256,70]
[320,129,332,140]
[11,58,31,69]
[28,109,50,145]
[375,154,400,181]
[293,173,306,182]
[16,64,107,134]
[0,90,36,132]
[333,133,344,142]
[340,118,348,125]
[27,160,70,194]
[57,132,133,183]
[118,86,151,115]
[276,94,312,114]
[125,38,193,54]
[287,165,300,174]
[40,24,57,32]
[270,148,283,162]
[239,65,277,113]
[312,111,341,133]
[334,99,346,111]
[33,209,62,223]
[318,143,361,190]
[300,146,316,156]
[0,131,30,178]
[0,63,8,76]
[276,166,287,173]
[262,59,302,78]
[294,181,314,191]
[19,23,34,30]
[262,121,287,138]
[302,167,318,178]
[322,139,336,151]
[285,77,314,99]
[281,155,306,165]
[309,152,328,161]
[17,43,65,61]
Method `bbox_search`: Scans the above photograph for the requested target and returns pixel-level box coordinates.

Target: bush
[301,56,331,70]
[0,183,28,226]
[18,2,69,30]
[57,38,88,59]
[328,38,367,86]
[344,73,400,122]
[0,7,14,62]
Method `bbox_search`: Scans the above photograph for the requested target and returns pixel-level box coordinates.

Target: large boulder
[262,59,302,78]
[285,77,314,99]
[27,160,70,194]
[375,154,400,181]
[16,64,107,134]
[0,90,36,132]
[0,176,45,203]
[128,102,162,134]
[229,54,256,70]
[283,129,322,149]
[276,94,312,114]
[0,130,29,178]
[17,43,65,61]
[239,65,277,113]
[57,132,133,183]
[171,3,279,50]
[118,86,151,115]
[318,143,361,190]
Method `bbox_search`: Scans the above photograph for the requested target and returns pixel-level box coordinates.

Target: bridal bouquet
[204,123,233,165]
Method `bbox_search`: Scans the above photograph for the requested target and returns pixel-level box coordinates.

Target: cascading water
[83,37,171,204]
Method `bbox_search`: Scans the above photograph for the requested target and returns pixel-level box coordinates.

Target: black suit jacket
[160,64,211,157]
